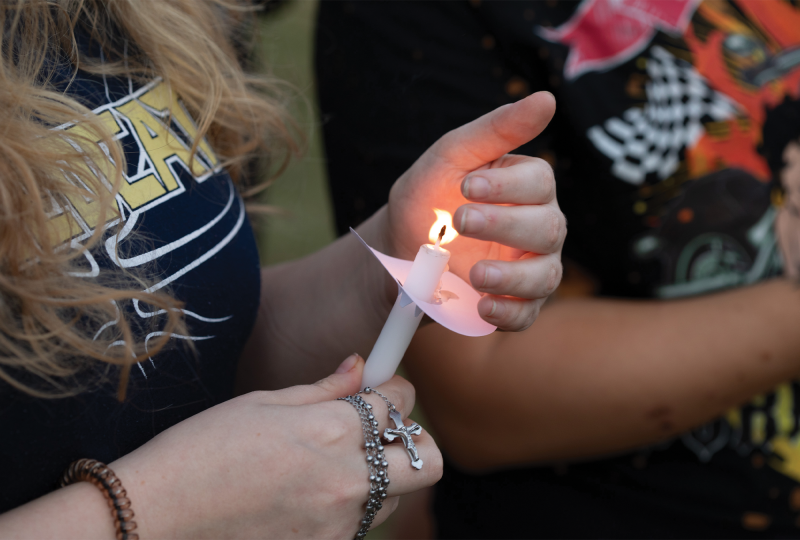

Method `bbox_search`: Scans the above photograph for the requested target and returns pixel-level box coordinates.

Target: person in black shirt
[316,0,800,537]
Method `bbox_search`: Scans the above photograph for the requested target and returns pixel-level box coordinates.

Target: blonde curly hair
[0,0,296,400]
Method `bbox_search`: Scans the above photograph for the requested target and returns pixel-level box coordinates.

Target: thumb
[432,91,555,172]
[269,354,365,406]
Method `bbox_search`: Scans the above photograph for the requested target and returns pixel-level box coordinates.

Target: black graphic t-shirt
[0,56,261,509]
[316,1,800,537]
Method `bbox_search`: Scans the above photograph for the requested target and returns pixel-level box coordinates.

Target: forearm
[0,452,188,540]
[0,482,118,539]
[0,223,392,536]
[403,278,800,469]
[236,208,397,392]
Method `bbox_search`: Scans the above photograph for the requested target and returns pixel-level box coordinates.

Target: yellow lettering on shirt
[49,80,220,245]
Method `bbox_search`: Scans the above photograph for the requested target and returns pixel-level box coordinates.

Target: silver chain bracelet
[338,390,392,539]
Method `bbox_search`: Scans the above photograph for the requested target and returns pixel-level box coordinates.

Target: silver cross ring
[383,410,423,470]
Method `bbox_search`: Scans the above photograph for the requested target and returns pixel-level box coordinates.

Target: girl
[0,1,563,537]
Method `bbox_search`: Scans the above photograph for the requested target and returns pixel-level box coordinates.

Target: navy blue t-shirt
[0,62,261,510]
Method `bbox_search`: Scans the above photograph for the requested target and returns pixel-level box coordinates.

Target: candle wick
[435,225,446,249]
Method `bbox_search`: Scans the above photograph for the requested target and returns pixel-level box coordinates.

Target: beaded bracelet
[60,459,139,540]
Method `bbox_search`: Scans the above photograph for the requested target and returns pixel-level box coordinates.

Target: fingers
[477,295,546,332]
[454,203,566,254]
[461,157,555,205]
[264,354,365,406]
[371,496,400,529]
[267,372,415,435]
[347,378,440,497]
[360,375,417,428]
[470,253,562,299]
[383,426,443,496]
[432,91,556,171]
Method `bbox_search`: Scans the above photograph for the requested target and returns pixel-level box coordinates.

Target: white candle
[361,226,451,389]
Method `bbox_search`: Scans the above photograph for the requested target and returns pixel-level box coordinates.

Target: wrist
[60,460,139,539]
[354,205,401,317]
[109,452,178,540]
[354,204,392,255]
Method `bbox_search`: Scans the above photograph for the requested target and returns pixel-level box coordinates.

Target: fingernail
[465,176,490,200]
[459,208,487,234]
[481,298,504,319]
[482,265,503,288]
[335,354,359,374]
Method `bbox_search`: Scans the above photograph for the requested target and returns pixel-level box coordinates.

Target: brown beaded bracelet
[60,459,139,540]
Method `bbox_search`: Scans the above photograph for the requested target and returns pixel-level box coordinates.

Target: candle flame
[428,208,458,245]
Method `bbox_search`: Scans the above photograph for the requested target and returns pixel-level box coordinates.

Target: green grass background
[257,0,336,265]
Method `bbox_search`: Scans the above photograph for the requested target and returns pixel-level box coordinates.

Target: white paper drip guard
[351,228,496,337]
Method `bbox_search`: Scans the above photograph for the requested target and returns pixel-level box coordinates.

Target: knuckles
[518,301,542,331]
[311,402,356,447]
[543,207,567,253]
[545,259,564,297]
[424,443,445,484]
[323,417,353,446]
[531,158,556,202]
[498,298,541,332]
[382,497,401,518]
[469,263,490,291]
[381,377,416,416]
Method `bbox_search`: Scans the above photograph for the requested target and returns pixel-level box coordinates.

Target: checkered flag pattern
[587,46,738,185]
